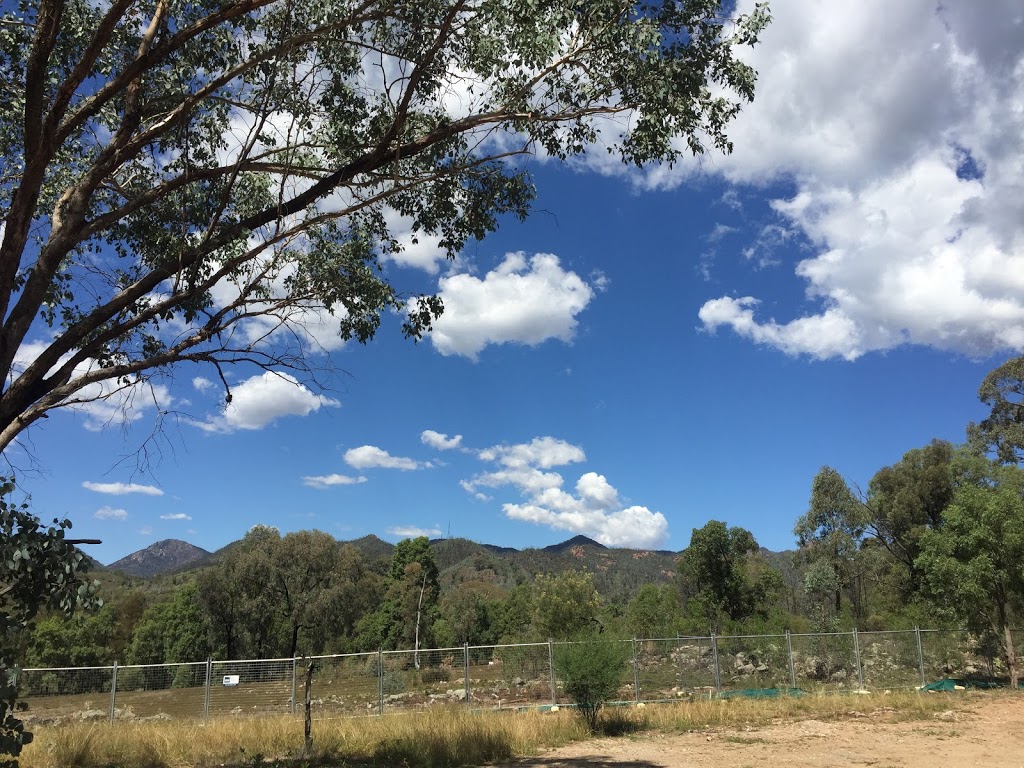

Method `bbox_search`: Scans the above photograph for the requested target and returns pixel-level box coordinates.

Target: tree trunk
[414,571,426,670]
[303,659,314,753]
[290,623,300,660]
[1005,623,1018,690]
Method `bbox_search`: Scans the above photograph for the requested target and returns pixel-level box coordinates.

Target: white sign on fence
[222,675,239,686]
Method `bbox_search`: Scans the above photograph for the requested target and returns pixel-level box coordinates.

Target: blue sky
[9,1,1023,563]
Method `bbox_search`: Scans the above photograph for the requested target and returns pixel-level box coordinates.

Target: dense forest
[14,359,1024,687]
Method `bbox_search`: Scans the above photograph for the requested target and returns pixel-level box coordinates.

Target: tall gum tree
[917,463,1024,689]
[0,0,769,455]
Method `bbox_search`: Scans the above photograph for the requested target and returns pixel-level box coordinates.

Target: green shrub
[381,669,405,695]
[553,637,631,732]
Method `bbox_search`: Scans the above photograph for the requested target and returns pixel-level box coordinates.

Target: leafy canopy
[1,479,99,763]
[0,0,769,453]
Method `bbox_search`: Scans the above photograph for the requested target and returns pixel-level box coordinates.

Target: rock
[829,668,848,683]
[755,664,769,673]
[448,689,468,701]
[737,663,756,675]
[934,710,957,722]
[76,710,107,721]
[512,677,525,687]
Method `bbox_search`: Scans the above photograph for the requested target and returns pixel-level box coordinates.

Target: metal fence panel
[18,666,114,722]
[715,634,791,692]
[856,631,921,690]
[305,652,378,718]
[380,647,468,713]
[919,629,989,681]
[487,643,553,707]
[670,636,716,694]
[635,638,687,701]
[113,662,208,719]
[210,658,293,717]
[789,632,858,692]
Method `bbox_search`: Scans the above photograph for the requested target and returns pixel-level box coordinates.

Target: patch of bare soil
[492,695,1024,768]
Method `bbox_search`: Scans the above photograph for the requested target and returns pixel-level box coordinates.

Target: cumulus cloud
[478,436,586,469]
[94,506,128,520]
[693,1,1024,359]
[198,372,339,432]
[386,525,443,538]
[344,445,426,470]
[420,430,463,450]
[302,473,368,489]
[192,377,214,392]
[424,253,596,359]
[160,513,192,521]
[83,481,164,496]
[462,438,668,548]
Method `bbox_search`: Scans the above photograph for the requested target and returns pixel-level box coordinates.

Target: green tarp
[715,687,805,699]
[921,677,1024,691]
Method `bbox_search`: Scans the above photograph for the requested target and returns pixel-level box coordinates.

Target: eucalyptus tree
[917,462,1024,689]
[969,355,1024,464]
[0,0,769,454]
[865,439,955,597]
[794,467,868,617]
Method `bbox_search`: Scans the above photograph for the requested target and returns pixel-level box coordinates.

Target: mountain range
[104,533,798,604]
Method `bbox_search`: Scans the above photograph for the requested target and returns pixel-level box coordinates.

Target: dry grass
[19,691,970,768]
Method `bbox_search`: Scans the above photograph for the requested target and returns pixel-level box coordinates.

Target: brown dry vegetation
[17,690,977,768]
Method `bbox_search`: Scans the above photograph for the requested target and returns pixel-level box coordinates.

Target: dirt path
[493,696,1024,767]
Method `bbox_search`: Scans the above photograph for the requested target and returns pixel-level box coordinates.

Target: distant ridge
[107,539,210,577]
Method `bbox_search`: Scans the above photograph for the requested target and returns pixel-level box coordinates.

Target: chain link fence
[15,628,1019,725]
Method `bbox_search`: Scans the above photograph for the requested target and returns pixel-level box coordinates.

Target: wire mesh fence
[15,627,1020,726]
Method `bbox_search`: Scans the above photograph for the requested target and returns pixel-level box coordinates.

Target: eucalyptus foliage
[0,479,99,764]
[0,0,768,451]
[917,464,1024,689]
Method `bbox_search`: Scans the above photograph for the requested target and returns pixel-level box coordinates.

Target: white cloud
[137,526,153,535]
[386,525,443,538]
[94,506,128,520]
[344,445,426,470]
[198,372,339,432]
[425,253,596,359]
[463,437,668,549]
[302,473,368,489]
[478,436,586,469]
[504,503,668,550]
[82,481,164,496]
[160,513,192,521]
[420,430,463,450]
[192,377,214,392]
[693,1,1024,359]
[459,479,491,502]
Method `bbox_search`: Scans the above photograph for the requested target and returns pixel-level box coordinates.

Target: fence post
[108,662,118,723]
[786,631,796,689]
[632,637,640,703]
[548,638,557,706]
[377,649,384,716]
[852,629,864,690]
[464,642,471,708]
[915,627,926,688]
[710,633,721,692]
[290,657,297,716]
[203,657,212,719]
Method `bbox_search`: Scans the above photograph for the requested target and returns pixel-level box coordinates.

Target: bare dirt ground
[493,696,1024,768]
